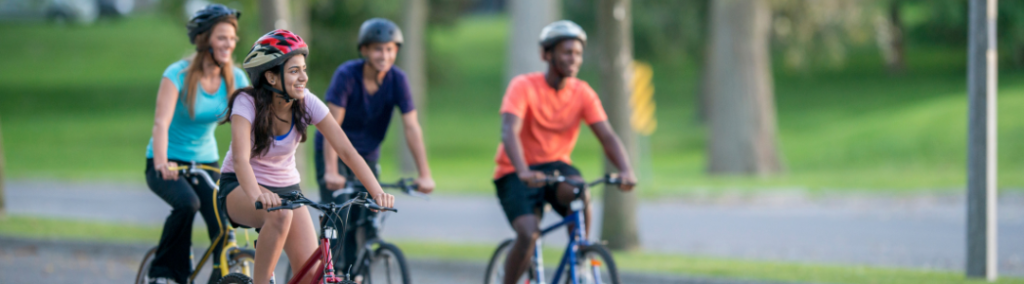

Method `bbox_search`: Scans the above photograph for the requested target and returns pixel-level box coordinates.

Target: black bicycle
[284,178,424,284]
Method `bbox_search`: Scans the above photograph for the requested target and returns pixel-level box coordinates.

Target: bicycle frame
[271,193,393,284]
[328,177,423,278]
[289,237,343,284]
[169,162,254,283]
[531,197,592,284]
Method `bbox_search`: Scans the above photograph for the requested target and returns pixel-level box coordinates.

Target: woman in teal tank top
[142,4,249,284]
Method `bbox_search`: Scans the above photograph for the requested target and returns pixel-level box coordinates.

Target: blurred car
[45,0,98,24]
[0,0,133,24]
[0,0,47,20]
[98,0,133,17]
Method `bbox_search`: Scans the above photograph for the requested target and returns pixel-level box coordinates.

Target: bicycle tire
[363,242,411,284]
[218,272,253,284]
[484,239,531,284]
[134,247,158,284]
[573,244,620,284]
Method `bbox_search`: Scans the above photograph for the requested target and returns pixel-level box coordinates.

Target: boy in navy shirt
[313,18,435,271]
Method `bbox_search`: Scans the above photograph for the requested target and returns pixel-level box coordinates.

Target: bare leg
[283,207,320,284]
[556,176,590,239]
[503,214,540,284]
[225,186,293,284]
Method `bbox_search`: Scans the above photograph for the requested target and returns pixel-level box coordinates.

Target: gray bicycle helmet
[357,18,404,49]
[539,20,587,50]
[187,4,241,44]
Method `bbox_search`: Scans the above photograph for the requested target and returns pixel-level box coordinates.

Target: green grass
[0,215,206,244]
[4,14,1024,196]
[1,215,1018,284]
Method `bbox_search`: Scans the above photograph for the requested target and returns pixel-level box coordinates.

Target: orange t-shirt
[493,73,608,179]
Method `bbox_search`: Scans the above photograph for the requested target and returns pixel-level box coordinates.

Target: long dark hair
[222,66,312,157]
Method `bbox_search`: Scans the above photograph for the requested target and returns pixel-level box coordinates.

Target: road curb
[0,236,808,284]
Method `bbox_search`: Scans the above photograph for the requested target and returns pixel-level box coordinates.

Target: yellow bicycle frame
[167,165,255,282]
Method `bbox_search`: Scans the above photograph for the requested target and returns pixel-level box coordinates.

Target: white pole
[966,0,998,281]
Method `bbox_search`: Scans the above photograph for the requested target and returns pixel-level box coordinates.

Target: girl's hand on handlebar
[157,161,179,181]
[373,192,395,211]
[256,192,282,209]
[618,171,638,191]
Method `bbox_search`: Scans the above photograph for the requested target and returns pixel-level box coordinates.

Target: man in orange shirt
[494,20,637,284]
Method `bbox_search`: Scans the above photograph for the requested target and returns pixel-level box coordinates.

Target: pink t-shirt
[221,90,330,187]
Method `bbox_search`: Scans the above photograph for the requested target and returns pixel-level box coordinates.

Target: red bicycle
[218,192,396,284]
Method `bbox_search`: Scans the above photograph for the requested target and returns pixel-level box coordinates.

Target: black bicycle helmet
[357,18,404,49]
[539,20,587,50]
[187,4,241,44]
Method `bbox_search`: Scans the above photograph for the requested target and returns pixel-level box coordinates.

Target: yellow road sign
[631,61,656,135]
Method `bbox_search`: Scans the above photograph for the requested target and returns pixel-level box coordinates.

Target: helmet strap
[208,47,223,69]
[262,84,295,103]
[263,65,295,103]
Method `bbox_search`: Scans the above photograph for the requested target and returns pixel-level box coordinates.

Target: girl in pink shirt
[217,30,395,284]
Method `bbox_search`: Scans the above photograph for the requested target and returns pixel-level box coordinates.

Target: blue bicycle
[484,174,622,284]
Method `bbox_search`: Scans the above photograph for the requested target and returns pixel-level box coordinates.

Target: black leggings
[145,158,224,283]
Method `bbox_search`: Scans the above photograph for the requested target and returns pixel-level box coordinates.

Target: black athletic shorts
[493,161,581,224]
[217,172,302,229]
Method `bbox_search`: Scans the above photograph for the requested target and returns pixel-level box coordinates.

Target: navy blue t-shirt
[314,59,415,161]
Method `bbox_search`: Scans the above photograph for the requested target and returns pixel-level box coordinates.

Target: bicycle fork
[533,238,545,284]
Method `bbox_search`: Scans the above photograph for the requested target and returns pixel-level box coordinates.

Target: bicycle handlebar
[255,192,397,213]
[333,178,429,200]
[544,173,626,188]
[166,162,220,189]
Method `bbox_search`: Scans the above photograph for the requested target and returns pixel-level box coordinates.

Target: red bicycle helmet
[242,29,309,83]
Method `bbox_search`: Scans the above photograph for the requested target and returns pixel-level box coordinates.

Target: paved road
[6,180,1024,275]
[0,237,787,284]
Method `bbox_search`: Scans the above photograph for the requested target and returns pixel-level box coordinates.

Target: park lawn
[3,14,1024,196]
[0,215,1019,284]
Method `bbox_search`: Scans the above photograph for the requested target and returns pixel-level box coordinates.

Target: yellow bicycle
[135,162,257,284]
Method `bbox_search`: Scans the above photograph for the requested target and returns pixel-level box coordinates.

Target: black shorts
[494,161,581,224]
[217,172,302,229]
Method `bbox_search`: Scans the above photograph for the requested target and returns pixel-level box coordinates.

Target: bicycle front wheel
[217,272,253,284]
[364,242,410,284]
[574,244,620,284]
[483,239,532,284]
[134,247,158,284]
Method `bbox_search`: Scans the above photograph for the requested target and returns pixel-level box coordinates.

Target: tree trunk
[966,0,998,280]
[597,0,640,252]
[705,0,782,176]
[506,0,560,82]
[290,0,311,40]
[876,0,905,73]
[888,0,905,73]
[397,0,429,175]
[259,0,290,32]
